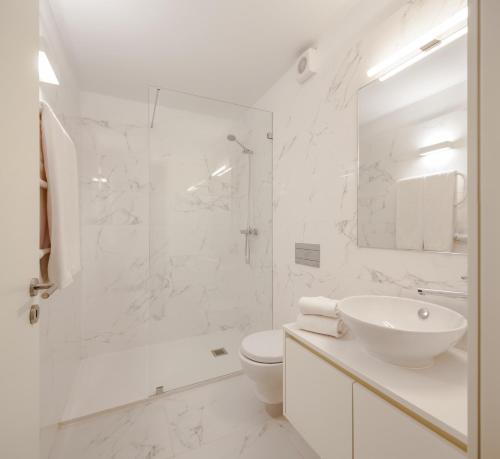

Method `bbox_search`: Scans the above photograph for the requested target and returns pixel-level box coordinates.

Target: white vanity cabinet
[353,384,466,459]
[284,337,353,459]
[283,333,467,459]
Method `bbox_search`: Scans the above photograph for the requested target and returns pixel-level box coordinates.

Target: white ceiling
[48,0,354,105]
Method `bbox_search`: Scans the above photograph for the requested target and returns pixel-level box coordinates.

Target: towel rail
[39,248,50,259]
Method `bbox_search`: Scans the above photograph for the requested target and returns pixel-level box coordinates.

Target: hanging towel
[40,101,81,289]
[296,313,346,338]
[395,176,424,250]
[298,296,339,318]
[423,171,456,252]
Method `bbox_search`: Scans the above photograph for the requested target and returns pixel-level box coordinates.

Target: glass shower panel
[147,88,273,395]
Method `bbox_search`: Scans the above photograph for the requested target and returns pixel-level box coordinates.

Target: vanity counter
[284,323,467,447]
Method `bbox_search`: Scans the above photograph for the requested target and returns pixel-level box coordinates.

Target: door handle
[29,277,57,299]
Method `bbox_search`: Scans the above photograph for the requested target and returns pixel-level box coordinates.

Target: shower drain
[211,347,228,357]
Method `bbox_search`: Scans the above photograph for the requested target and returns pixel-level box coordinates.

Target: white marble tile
[255,0,469,329]
[164,376,268,455]
[148,101,273,346]
[81,224,149,356]
[51,399,174,459]
[49,375,318,459]
[72,92,273,359]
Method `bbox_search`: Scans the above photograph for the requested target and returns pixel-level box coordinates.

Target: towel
[39,119,50,281]
[296,313,346,338]
[395,176,424,250]
[423,171,456,252]
[40,101,81,289]
[298,296,339,318]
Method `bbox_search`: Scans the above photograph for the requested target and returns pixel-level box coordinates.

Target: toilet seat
[240,330,283,364]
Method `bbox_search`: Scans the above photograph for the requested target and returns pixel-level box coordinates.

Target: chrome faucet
[417,288,467,299]
[240,226,258,264]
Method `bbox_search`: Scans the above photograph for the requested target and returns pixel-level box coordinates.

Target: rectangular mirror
[357,34,467,253]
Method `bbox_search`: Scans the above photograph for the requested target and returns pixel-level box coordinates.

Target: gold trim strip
[285,333,467,453]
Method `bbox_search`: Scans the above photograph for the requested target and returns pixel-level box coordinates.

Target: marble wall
[73,92,150,357]
[149,100,273,344]
[256,0,469,327]
[73,91,273,357]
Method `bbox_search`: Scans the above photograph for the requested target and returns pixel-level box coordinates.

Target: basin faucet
[417,288,467,299]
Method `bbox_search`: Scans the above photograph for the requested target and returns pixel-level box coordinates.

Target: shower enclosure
[147,87,273,395]
[42,87,272,429]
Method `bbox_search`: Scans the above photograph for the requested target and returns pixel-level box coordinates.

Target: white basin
[337,296,467,368]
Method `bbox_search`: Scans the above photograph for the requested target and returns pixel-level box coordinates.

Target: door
[0,1,40,458]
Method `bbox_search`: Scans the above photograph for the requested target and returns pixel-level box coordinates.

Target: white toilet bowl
[239,329,283,405]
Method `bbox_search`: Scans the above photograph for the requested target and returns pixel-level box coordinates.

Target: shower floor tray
[61,330,244,422]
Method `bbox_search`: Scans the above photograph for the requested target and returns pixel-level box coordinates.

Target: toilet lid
[240,330,283,364]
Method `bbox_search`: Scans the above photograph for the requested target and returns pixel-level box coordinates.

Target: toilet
[239,329,283,405]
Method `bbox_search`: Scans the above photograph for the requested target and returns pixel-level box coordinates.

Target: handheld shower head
[227,134,237,142]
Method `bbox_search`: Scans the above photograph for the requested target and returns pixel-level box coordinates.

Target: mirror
[357,35,467,253]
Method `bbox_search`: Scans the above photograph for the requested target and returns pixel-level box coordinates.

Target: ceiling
[48,0,355,106]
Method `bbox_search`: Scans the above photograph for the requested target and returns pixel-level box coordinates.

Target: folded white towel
[298,296,339,318]
[40,101,81,289]
[296,313,346,338]
[423,171,456,252]
[395,176,424,250]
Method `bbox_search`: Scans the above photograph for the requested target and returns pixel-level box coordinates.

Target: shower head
[226,134,253,154]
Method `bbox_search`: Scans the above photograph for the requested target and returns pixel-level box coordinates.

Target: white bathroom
[2,0,500,458]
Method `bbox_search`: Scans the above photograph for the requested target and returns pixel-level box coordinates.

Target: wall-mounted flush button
[295,243,320,267]
[29,304,40,325]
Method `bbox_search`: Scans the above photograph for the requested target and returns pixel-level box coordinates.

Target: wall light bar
[38,51,59,85]
[418,140,454,157]
[367,7,468,80]
[379,27,467,82]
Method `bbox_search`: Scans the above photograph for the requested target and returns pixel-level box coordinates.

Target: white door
[0,1,40,458]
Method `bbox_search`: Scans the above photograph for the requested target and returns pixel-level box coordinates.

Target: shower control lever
[240,227,258,236]
[240,227,258,264]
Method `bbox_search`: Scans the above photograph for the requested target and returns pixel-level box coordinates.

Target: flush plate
[295,243,320,267]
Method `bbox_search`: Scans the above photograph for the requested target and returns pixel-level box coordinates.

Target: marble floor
[63,330,244,421]
[48,375,319,459]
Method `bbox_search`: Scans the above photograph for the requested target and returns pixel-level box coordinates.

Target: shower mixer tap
[240,226,258,264]
[240,227,258,236]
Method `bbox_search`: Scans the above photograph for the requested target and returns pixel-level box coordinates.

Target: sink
[337,296,467,368]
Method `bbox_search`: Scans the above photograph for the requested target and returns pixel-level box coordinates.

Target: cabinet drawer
[353,383,466,459]
[284,337,353,459]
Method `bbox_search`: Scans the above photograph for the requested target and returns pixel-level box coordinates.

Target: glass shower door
[147,87,273,395]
